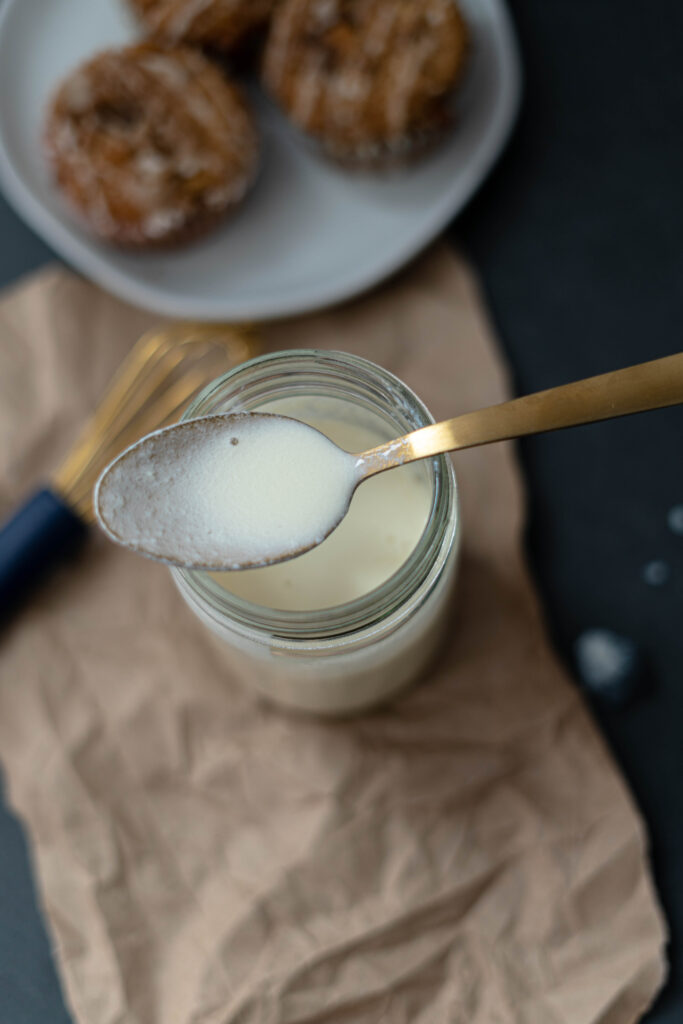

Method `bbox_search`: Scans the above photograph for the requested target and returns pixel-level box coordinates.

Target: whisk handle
[0,488,88,624]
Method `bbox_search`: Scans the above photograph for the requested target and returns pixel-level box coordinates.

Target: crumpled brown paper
[0,247,667,1024]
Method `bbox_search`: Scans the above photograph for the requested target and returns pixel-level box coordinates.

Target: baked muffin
[127,0,276,54]
[263,0,469,166]
[44,43,258,247]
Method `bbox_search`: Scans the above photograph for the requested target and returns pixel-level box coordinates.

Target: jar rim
[172,350,457,641]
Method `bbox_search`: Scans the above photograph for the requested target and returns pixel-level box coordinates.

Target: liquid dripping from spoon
[95,414,360,570]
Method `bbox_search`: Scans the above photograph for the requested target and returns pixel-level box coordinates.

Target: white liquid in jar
[210,397,433,610]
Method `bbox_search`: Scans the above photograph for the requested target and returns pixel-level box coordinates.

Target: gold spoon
[94,351,683,571]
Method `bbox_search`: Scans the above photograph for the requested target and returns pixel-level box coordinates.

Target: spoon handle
[360,352,683,475]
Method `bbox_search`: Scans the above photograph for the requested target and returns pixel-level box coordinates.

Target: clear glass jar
[171,351,460,715]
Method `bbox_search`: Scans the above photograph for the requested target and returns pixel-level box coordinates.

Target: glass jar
[171,350,460,715]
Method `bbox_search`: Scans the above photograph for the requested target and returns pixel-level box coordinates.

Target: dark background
[1,0,682,1021]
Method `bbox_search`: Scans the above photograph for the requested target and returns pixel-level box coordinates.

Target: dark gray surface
[0,202,52,286]
[0,0,681,1020]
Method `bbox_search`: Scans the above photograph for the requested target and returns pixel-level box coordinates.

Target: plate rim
[0,0,522,322]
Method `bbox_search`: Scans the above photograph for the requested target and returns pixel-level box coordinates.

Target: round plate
[0,0,521,321]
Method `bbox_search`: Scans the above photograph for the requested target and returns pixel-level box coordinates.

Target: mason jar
[171,350,460,715]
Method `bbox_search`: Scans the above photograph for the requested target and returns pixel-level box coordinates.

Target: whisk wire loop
[53,323,257,522]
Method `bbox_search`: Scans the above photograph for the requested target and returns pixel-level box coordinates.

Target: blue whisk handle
[0,488,88,623]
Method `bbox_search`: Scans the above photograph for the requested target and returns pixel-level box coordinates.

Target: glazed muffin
[263,0,469,166]
[44,43,259,247]
[127,0,276,54]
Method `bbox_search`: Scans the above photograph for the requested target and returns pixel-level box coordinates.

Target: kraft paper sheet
[0,246,667,1024]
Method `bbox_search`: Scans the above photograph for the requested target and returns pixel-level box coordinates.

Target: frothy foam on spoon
[94,414,361,569]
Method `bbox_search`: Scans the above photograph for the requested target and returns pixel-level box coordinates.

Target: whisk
[0,322,258,621]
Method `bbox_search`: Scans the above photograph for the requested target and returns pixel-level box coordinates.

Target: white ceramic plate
[0,0,520,321]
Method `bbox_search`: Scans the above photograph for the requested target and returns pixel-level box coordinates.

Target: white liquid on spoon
[95,413,360,569]
[210,398,432,610]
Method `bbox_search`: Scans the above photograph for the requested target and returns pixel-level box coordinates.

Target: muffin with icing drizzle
[262,0,469,167]
[127,0,277,54]
[44,43,259,248]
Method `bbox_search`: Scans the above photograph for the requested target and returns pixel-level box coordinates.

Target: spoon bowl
[94,412,361,571]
